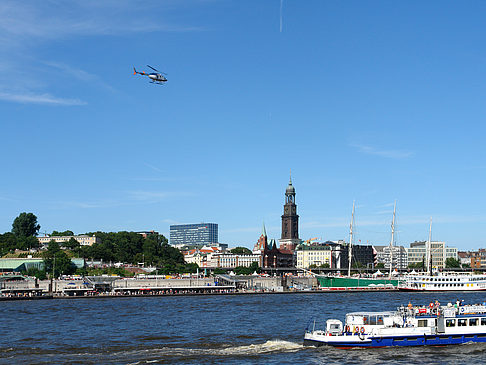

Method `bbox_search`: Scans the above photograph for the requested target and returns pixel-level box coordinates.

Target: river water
[2,292,486,364]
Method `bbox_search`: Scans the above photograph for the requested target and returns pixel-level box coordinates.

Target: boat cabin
[346,312,400,328]
[326,319,343,335]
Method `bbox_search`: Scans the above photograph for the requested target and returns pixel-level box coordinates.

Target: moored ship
[398,272,486,291]
[304,302,486,348]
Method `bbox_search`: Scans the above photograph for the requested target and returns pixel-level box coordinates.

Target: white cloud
[0,0,203,44]
[0,92,86,105]
[128,190,194,202]
[351,144,413,159]
[143,162,163,173]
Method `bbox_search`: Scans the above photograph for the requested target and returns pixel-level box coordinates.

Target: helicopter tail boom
[133,67,146,75]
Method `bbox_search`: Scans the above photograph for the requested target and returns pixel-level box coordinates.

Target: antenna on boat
[426,217,432,275]
[388,200,396,280]
[348,201,355,277]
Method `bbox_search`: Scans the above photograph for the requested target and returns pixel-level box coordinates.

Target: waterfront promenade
[0,275,398,301]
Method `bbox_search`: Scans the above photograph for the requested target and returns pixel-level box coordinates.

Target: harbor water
[2,292,486,364]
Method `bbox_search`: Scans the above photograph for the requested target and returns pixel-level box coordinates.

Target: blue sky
[1,0,486,250]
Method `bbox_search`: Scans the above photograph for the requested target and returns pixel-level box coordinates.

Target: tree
[51,230,74,237]
[64,237,80,251]
[43,240,75,278]
[249,261,261,274]
[0,232,19,255]
[25,267,47,280]
[17,236,40,251]
[213,268,227,275]
[445,257,461,268]
[408,261,424,269]
[12,212,40,237]
[375,263,385,269]
[184,263,199,273]
[73,231,176,267]
[230,247,252,255]
[234,266,252,275]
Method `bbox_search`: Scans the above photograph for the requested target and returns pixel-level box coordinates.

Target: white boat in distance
[398,272,486,291]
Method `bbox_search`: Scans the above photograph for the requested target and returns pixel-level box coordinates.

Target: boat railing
[305,318,317,333]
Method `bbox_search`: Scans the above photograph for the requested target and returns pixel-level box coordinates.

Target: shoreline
[0,288,400,301]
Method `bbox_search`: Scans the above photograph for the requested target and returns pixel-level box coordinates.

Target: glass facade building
[169,223,218,247]
[407,241,458,269]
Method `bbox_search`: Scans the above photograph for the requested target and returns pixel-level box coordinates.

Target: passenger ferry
[398,272,486,291]
[304,302,486,347]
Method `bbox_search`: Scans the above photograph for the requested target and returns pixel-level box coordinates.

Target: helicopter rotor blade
[147,65,159,72]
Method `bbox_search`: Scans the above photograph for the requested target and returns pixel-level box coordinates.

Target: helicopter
[133,65,167,84]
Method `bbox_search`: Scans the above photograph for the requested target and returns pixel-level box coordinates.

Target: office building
[37,235,100,247]
[295,244,332,269]
[169,223,218,248]
[375,245,408,270]
[406,241,458,269]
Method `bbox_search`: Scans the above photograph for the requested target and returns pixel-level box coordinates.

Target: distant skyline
[2,1,486,251]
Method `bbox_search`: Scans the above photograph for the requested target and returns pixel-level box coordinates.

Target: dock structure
[113,285,236,296]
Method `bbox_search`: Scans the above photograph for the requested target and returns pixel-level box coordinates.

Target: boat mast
[388,200,396,280]
[348,201,355,277]
[426,217,432,274]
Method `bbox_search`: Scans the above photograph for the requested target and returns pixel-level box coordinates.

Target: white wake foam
[217,339,303,355]
[113,339,304,361]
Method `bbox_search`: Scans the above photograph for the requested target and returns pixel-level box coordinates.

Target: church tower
[279,172,300,251]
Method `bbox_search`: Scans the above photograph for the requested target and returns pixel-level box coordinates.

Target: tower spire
[289,169,292,185]
[262,222,267,237]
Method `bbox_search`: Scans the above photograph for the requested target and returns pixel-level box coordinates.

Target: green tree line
[0,212,196,277]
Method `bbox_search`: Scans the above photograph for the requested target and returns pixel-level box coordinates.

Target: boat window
[469,318,479,326]
[377,316,384,325]
[446,319,455,327]
[481,318,486,326]
[458,319,467,327]
[418,319,428,327]
[363,315,369,325]
[369,316,377,325]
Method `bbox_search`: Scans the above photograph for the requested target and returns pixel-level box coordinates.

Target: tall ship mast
[348,201,355,277]
[426,217,432,274]
[388,201,396,279]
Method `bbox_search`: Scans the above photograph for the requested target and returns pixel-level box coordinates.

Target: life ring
[353,326,358,333]
[360,327,365,334]
[345,325,350,332]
